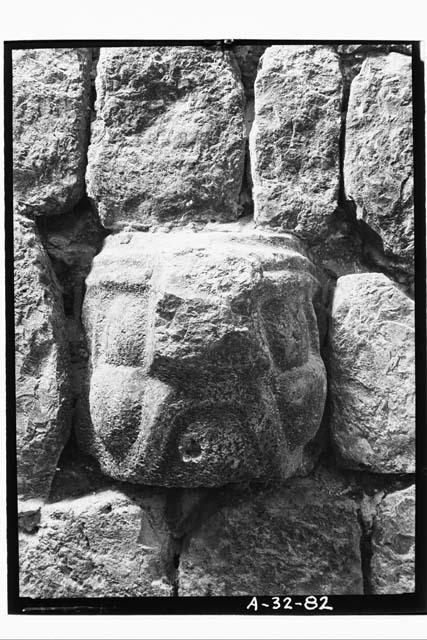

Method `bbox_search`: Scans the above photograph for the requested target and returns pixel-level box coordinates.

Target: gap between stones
[357,508,374,594]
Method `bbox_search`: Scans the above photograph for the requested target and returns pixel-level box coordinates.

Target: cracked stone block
[344,53,413,270]
[329,273,415,473]
[13,48,92,216]
[14,215,72,505]
[250,45,342,238]
[86,46,246,230]
[76,227,327,487]
[19,489,174,597]
[371,485,415,594]
[179,470,363,595]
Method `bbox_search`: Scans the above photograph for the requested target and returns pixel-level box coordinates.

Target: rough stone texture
[14,215,71,505]
[344,53,413,270]
[329,273,415,473]
[371,485,415,594]
[76,227,327,487]
[179,469,363,595]
[86,46,246,230]
[19,489,174,597]
[13,48,92,217]
[250,45,342,237]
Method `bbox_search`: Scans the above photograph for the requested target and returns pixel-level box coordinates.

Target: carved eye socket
[102,296,147,366]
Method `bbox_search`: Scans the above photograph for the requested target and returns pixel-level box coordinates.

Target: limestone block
[371,485,415,594]
[86,46,246,229]
[179,471,363,595]
[13,48,91,216]
[250,45,342,237]
[19,489,173,597]
[329,273,414,473]
[14,215,71,504]
[344,53,413,269]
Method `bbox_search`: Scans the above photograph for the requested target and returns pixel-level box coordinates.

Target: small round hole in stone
[180,436,203,462]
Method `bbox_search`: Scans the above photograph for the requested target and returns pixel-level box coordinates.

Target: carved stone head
[77,229,327,486]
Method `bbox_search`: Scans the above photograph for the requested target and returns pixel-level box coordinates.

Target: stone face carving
[250,45,342,237]
[13,48,92,217]
[329,273,415,473]
[370,485,415,594]
[179,470,363,595]
[344,53,413,270]
[76,228,327,487]
[19,489,174,597]
[14,215,71,504]
[86,47,246,230]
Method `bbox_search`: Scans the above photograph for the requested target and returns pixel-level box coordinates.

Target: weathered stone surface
[179,469,363,595]
[250,45,342,237]
[329,273,414,473]
[13,48,92,216]
[76,227,327,487]
[19,489,174,597]
[14,215,71,504]
[86,46,246,230]
[344,53,413,269]
[371,485,415,594]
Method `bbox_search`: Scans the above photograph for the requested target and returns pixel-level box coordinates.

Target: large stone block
[329,273,414,473]
[371,485,415,594]
[179,470,363,595]
[14,215,72,504]
[13,48,92,216]
[86,47,246,230]
[76,227,327,487]
[344,53,413,269]
[19,489,174,597]
[250,45,342,237]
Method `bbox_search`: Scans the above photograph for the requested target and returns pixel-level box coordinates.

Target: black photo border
[4,38,427,616]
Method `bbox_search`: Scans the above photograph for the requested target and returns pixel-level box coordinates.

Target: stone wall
[13,43,415,597]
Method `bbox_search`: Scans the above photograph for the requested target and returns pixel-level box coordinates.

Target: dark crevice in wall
[232,46,266,221]
[358,508,374,594]
[87,48,100,159]
[336,56,354,215]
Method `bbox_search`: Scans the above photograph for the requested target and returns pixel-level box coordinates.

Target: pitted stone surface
[371,485,415,594]
[19,489,173,597]
[179,470,363,595]
[250,45,342,237]
[13,48,91,216]
[344,53,413,269]
[76,228,327,487]
[14,215,71,504]
[329,273,414,473]
[86,46,246,230]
